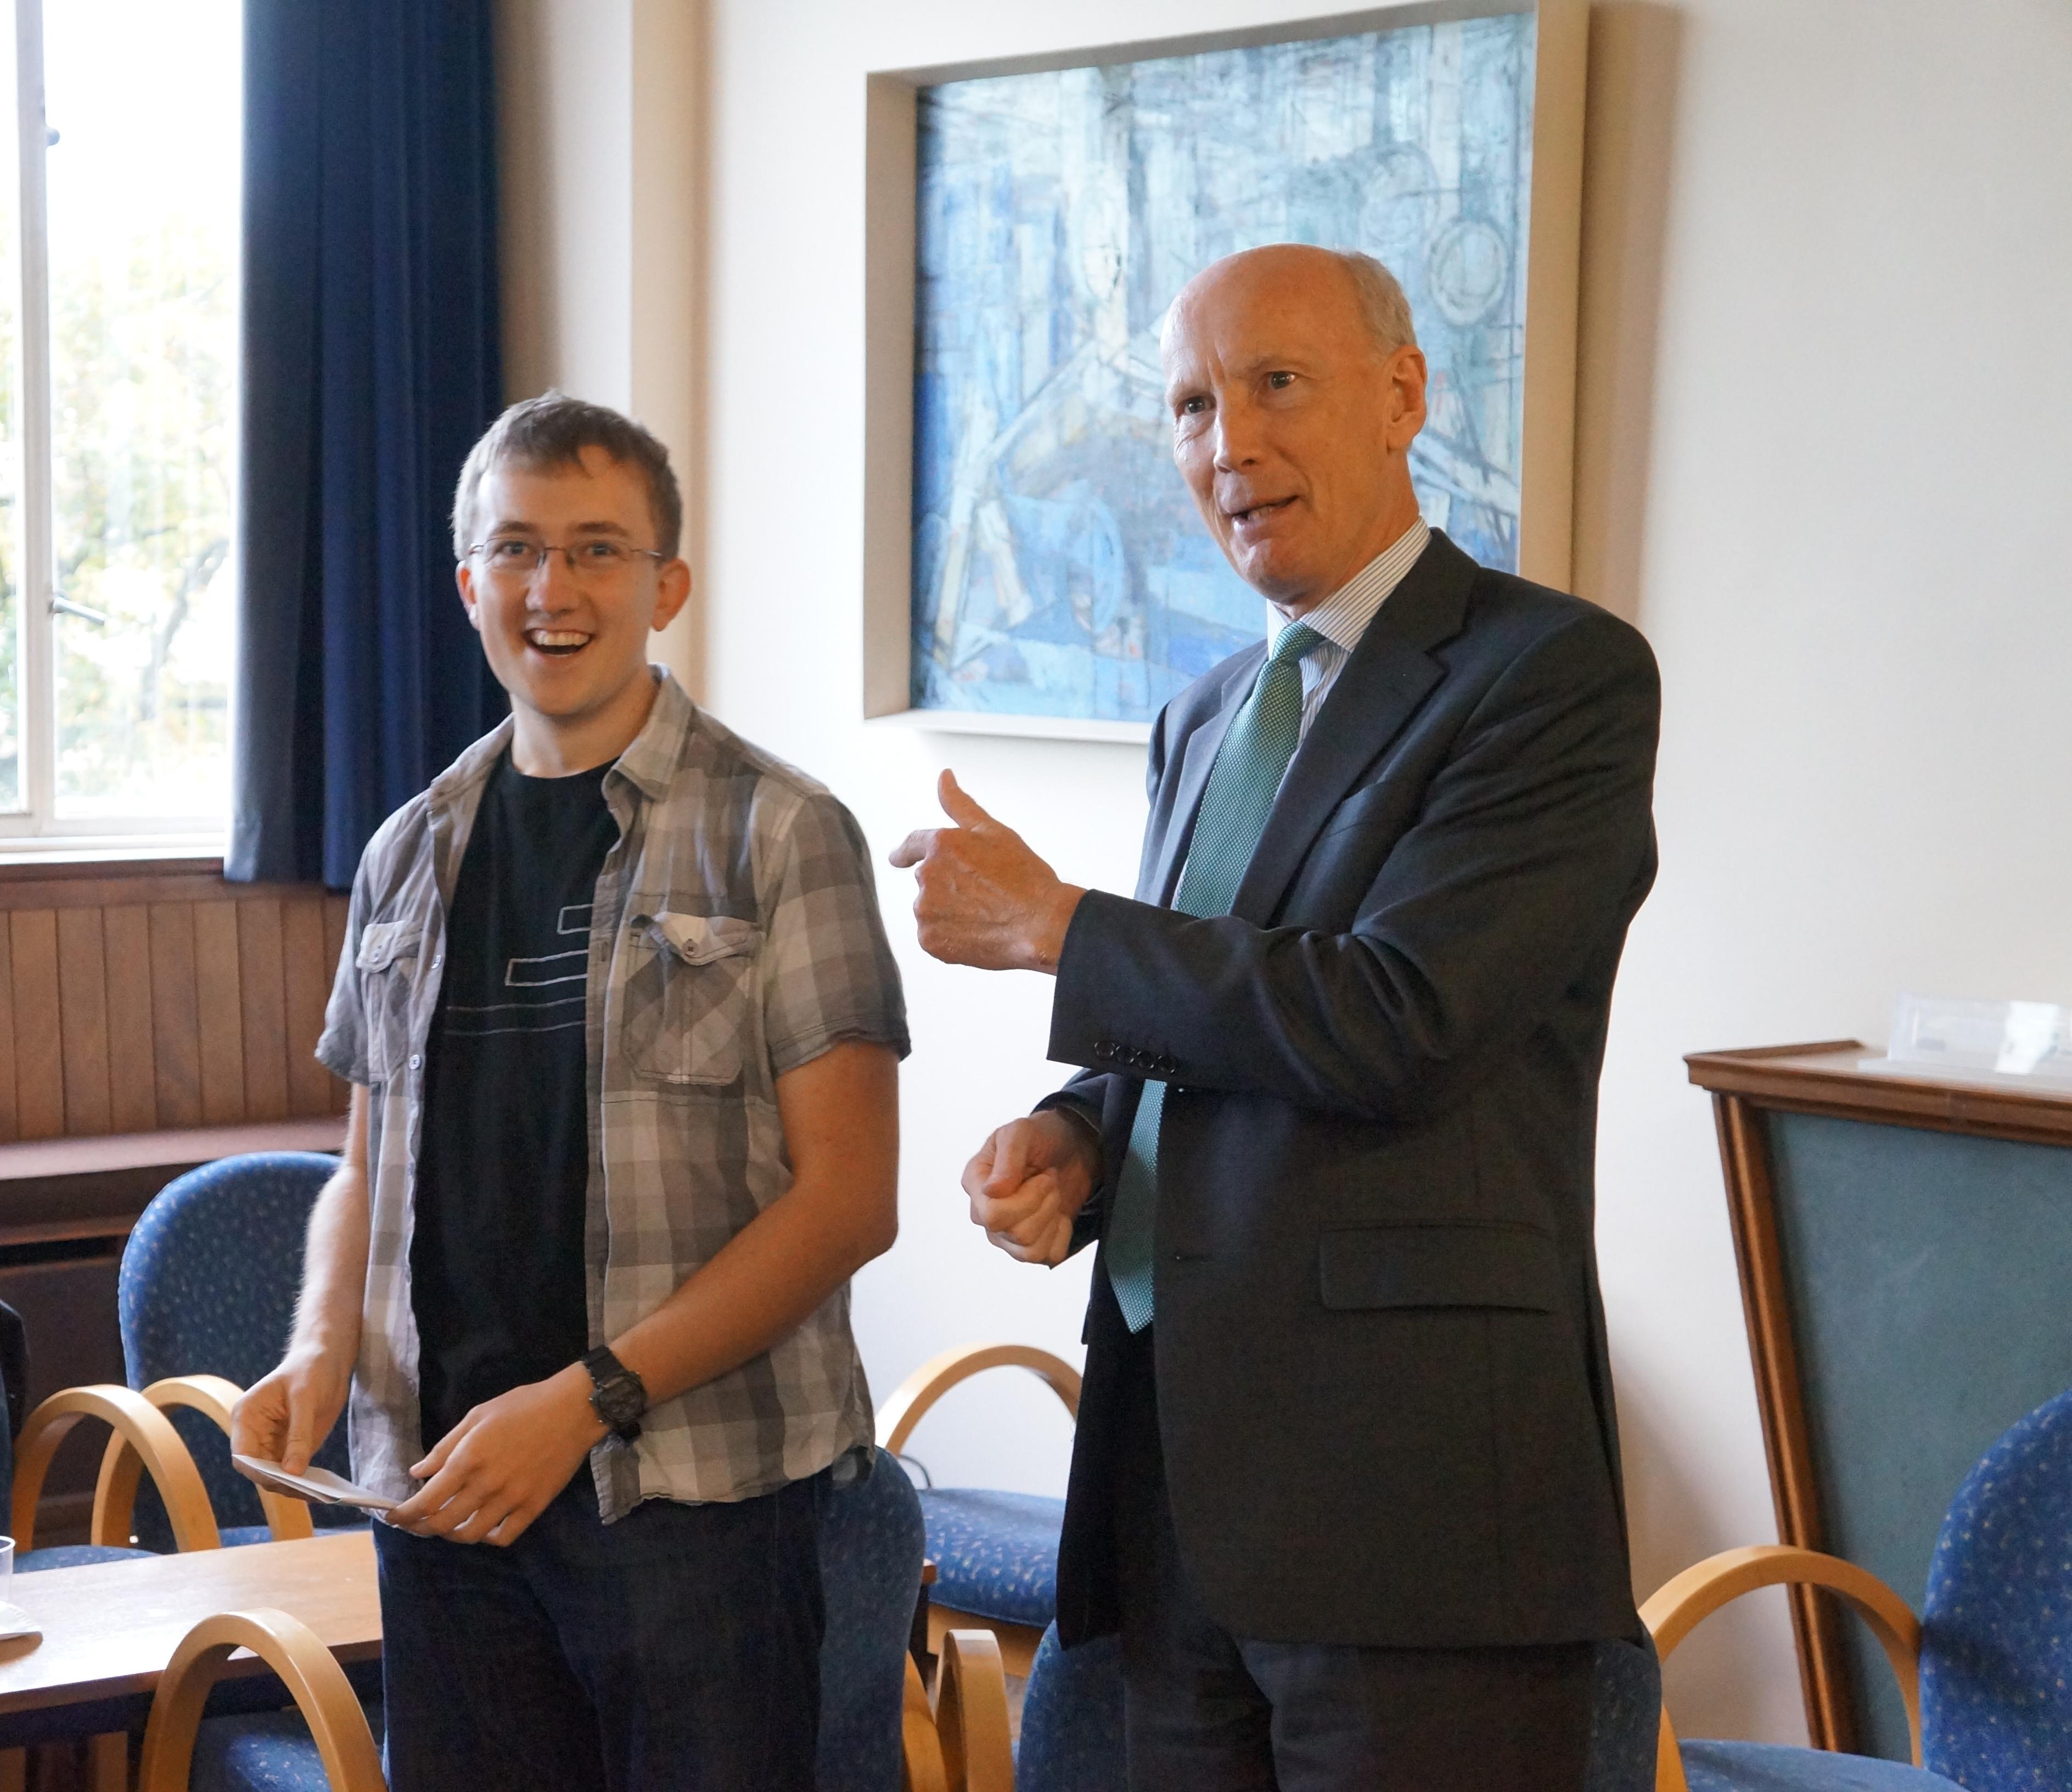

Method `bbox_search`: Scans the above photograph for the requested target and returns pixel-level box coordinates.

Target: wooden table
[0,1531,377,1749]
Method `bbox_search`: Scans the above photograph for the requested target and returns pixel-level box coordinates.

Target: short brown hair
[451,391,683,560]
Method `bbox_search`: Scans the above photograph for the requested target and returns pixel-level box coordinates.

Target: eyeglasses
[467,537,667,587]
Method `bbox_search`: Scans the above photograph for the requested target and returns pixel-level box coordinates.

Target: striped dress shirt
[1265,516,1431,748]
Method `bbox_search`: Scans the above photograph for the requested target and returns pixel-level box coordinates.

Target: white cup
[0,1537,14,1583]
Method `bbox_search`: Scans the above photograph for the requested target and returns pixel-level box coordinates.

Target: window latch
[51,593,108,627]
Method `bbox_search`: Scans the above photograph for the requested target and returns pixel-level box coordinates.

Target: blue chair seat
[192,1698,384,1791]
[1681,1741,1959,1791]
[1015,1623,1123,1791]
[19,1544,157,1571]
[919,1487,1062,1628]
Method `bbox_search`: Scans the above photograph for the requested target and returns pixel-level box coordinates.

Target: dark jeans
[373,1469,825,1792]
[1110,1319,1595,1792]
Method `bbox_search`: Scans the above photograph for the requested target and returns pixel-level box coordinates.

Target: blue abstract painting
[910,11,1537,723]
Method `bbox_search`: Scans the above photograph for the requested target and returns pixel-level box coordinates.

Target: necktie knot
[1269,621,1321,670]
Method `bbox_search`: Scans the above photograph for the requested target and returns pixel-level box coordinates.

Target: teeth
[527,631,588,648]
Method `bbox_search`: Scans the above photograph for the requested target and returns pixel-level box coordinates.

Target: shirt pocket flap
[1318,1223,1562,1313]
[356,919,423,972]
[644,911,762,966]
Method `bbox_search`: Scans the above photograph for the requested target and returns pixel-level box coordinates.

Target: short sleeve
[315,870,374,1087]
[759,789,910,1077]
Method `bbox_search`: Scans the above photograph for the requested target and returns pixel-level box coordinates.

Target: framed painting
[863,1,1586,740]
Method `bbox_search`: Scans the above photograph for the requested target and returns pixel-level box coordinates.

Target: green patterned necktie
[1104,623,1321,1332]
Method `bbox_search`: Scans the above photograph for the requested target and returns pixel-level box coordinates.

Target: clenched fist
[962,1110,1102,1267]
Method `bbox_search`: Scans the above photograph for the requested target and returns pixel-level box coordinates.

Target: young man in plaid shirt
[234,394,908,1790]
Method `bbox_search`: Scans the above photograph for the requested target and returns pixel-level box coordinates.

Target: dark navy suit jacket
[1042,529,1660,1650]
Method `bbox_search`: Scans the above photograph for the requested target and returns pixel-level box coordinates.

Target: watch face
[594,1376,643,1429]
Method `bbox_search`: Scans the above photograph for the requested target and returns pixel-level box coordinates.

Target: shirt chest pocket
[623,911,761,1089]
[356,919,425,1085]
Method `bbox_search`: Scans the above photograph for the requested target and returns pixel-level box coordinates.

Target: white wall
[506,0,2072,1748]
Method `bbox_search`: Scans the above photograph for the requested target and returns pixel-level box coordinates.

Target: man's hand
[385,1366,604,1547]
[232,1343,356,1477]
[889,771,1086,973]
[963,1111,1101,1267]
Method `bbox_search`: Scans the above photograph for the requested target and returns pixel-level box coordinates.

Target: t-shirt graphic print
[409,753,621,1448]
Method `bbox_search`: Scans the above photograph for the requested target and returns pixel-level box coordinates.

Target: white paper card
[233,1454,397,1514]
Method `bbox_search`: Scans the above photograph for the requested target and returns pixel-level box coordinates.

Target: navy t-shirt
[411,751,619,1447]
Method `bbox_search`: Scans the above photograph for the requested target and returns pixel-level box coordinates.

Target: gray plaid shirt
[317,669,908,1518]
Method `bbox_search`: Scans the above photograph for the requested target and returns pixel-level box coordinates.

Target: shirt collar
[1266,516,1430,658]
[425,663,695,818]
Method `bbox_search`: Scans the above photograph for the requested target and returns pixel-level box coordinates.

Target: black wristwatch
[582,1346,648,1444]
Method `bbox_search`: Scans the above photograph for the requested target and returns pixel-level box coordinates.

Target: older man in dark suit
[890,243,1659,1790]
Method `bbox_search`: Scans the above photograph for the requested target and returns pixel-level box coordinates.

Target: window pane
[0,9,20,814]
[46,0,239,822]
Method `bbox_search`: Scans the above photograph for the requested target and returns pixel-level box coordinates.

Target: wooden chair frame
[901,1628,1014,1792]
[137,1607,384,1792]
[97,1375,317,1543]
[1640,1544,1925,1792]
[878,1344,1082,1681]
[11,1384,219,1552]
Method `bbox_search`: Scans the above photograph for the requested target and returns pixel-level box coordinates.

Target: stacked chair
[877,1343,1082,1678]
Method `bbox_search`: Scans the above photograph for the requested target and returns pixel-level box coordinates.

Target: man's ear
[1385,345,1429,451]
[455,561,484,632]
[650,559,694,635]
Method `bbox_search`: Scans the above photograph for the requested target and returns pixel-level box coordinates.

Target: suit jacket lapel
[1143,645,1261,905]
[1231,531,1478,925]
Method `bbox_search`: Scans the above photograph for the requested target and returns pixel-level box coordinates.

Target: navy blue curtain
[229,0,507,888]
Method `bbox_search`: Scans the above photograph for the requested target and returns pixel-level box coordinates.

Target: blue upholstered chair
[118,1152,357,1550]
[1645,1385,2072,1790]
[0,1296,160,1570]
[142,1609,385,1792]
[878,1343,1080,1678]
[819,1444,931,1792]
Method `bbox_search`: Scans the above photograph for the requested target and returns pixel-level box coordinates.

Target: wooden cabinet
[1687,1042,2072,1761]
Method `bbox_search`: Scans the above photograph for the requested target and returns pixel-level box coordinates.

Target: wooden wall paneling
[148,904,204,1129]
[237,898,290,1122]
[54,909,113,1138]
[324,897,351,1113]
[191,901,247,1125]
[281,897,333,1117]
[100,906,157,1134]
[9,913,64,1139]
[0,916,16,1144]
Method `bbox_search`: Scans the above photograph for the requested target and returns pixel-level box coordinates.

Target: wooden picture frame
[860,0,1590,741]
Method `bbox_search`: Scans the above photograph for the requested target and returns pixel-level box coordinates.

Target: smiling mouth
[525,628,591,657]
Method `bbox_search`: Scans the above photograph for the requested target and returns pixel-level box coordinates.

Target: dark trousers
[1110,1317,1595,1792]
[372,1469,825,1792]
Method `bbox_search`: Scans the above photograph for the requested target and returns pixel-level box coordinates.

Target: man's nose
[527,551,582,607]
[1211,396,1264,471]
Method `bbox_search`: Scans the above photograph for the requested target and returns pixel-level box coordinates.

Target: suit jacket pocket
[1317,1222,1562,1313]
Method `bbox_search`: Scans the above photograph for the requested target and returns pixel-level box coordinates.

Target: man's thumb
[938,769,995,830]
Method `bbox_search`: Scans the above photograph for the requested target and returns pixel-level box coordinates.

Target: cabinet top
[1685,1040,2072,1144]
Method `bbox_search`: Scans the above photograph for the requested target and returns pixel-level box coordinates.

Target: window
[0,0,241,848]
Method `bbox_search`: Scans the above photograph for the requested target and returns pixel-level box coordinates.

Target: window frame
[0,0,232,858]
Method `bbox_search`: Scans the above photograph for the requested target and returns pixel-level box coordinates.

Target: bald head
[1160,244,1429,611]
[1163,245,1417,363]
